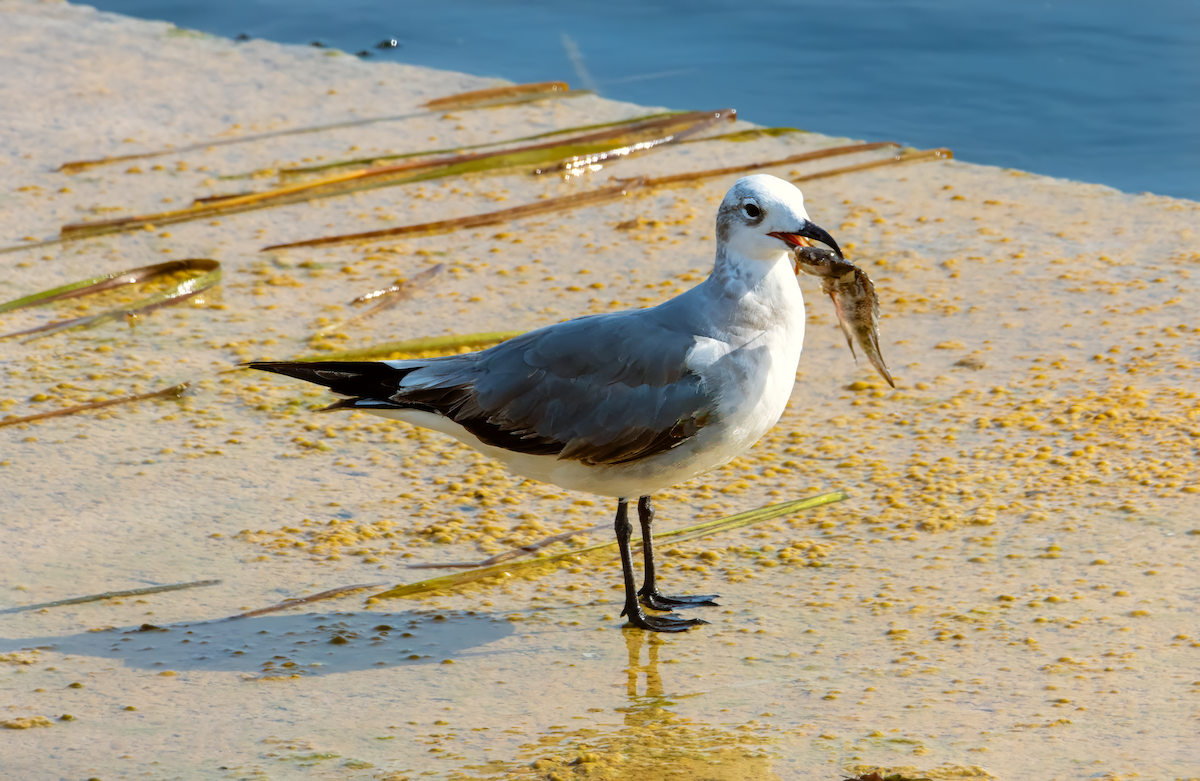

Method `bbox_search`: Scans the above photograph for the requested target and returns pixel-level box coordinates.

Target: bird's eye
[743,202,761,219]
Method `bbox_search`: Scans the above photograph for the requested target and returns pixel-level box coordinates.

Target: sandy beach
[2,1,1198,779]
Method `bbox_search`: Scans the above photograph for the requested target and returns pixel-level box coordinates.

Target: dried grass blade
[686,127,808,143]
[547,109,735,175]
[314,263,445,336]
[423,81,570,110]
[289,330,528,363]
[0,579,220,615]
[0,383,189,429]
[372,492,847,600]
[406,524,606,570]
[220,330,529,375]
[193,191,253,205]
[289,109,725,189]
[350,263,444,306]
[403,561,494,571]
[0,259,208,314]
[432,87,591,110]
[0,259,221,342]
[225,582,388,620]
[262,180,642,251]
[642,141,902,188]
[59,111,726,240]
[259,141,900,252]
[654,492,848,545]
[277,112,683,179]
[56,116,426,174]
[0,238,66,257]
[5,145,946,256]
[56,82,581,174]
[791,147,954,184]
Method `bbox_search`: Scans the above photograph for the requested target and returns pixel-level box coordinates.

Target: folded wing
[248,312,718,466]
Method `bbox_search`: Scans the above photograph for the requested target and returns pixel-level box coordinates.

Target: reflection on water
[472,629,781,781]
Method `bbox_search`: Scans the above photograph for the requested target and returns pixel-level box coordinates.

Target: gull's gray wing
[464,312,716,465]
[249,310,720,466]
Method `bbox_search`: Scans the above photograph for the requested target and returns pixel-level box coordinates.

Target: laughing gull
[249,173,843,632]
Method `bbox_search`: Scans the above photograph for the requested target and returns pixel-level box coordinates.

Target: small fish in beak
[792,245,894,388]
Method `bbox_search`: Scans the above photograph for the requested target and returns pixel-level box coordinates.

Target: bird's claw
[625,611,708,633]
[638,590,720,611]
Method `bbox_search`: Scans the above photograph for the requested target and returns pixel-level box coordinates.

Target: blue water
[90,0,1200,201]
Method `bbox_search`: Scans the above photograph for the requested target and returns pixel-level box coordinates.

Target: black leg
[615,498,705,633]
[635,496,720,611]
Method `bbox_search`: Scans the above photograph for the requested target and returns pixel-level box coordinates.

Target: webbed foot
[638,590,720,611]
[623,609,708,632]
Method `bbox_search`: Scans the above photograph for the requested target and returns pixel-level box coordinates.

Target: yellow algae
[2,716,55,729]
[0,652,40,665]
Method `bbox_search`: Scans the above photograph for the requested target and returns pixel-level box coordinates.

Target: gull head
[716,174,842,262]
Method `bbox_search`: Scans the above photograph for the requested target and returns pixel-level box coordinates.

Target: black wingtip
[243,361,328,384]
[243,361,373,393]
[245,360,422,401]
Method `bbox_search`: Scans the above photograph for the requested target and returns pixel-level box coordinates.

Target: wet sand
[2,2,1199,780]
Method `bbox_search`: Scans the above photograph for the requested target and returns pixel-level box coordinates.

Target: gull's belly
[367,407,744,498]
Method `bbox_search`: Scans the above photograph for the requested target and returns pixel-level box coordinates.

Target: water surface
[86,0,1200,200]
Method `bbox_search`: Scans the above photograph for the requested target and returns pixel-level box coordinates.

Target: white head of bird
[715,174,843,263]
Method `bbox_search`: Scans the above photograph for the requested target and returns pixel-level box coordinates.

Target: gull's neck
[695,245,803,333]
[707,245,790,294]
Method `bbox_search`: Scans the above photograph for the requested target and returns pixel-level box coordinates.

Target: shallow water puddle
[1,610,515,677]
[464,631,783,781]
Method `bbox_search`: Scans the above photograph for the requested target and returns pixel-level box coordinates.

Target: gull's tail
[247,359,565,457]
[245,361,424,412]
